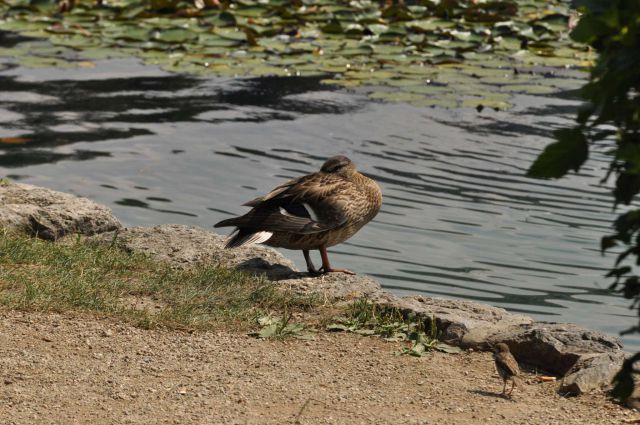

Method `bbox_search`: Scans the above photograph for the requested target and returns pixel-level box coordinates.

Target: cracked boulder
[0,181,121,239]
[92,224,297,279]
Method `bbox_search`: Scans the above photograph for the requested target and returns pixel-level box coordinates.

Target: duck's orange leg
[318,247,355,275]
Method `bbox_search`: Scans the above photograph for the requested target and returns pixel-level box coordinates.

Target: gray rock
[278,272,389,303]
[464,322,625,395]
[91,223,626,395]
[93,224,297,279]
[388,295,533,344]
[95,225,394,295]
[482,322,623,376]
[2,183,625,396]
[560,352,627,395]
[273,278,534,344]
[0,182,121,239]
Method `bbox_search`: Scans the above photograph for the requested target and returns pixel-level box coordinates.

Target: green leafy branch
[526,0,640,400]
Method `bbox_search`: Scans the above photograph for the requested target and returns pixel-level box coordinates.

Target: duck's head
[321,155,356,177]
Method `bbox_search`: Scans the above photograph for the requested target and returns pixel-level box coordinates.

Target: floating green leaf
[0,0,591,108]
[152,27,198,44]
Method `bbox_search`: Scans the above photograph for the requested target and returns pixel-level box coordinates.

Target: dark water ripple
[1,56,639,349]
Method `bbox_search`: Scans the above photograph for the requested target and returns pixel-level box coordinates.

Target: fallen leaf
[0,137,29,144]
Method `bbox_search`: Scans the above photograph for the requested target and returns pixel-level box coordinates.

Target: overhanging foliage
[526,0,640,400]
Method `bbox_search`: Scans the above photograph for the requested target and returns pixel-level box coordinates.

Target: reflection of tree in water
[0,30,37,48]
[432,99,580,140]
[0,150,111,168]
[0,70,361,168]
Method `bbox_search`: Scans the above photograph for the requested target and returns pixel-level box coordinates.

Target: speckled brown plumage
[214,155,382,275]
[493,343,521,397]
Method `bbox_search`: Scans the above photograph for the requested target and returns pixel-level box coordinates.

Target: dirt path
[0,310,633,425]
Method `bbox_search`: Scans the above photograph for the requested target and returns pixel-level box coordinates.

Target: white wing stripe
[244,231,273,245]
[279,207,294,217]
[302,202,320,222]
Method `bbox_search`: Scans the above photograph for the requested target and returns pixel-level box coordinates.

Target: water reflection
[1,50,638,348]
[0,68,362,169]
[0,149,111,167]
[115,197,198,217]
[0,30,37,48]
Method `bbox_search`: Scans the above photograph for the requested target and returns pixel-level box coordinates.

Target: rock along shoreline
[0,181,627,396]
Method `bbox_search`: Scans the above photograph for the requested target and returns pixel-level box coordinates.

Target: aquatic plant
[0,0,591,109]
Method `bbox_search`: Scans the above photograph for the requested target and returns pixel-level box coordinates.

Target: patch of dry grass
[0,232,315,330]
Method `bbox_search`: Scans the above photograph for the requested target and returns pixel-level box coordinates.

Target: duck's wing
[242,175,308,207]
[240,173,351,234]
[245,206,344,235]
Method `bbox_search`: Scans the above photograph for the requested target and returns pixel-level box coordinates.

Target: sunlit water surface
[1,48,637,349]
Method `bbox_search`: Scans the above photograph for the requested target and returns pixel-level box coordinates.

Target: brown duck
[214,155,382,275]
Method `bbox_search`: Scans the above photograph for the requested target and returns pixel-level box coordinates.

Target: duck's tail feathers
[224,230,273,248]
[214,217,240,228]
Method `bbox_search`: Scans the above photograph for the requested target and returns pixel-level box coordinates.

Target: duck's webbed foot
[318,246,356,275]
[318,266,355,275]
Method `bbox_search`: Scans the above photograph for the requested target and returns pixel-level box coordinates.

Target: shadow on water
[0,71,361,168]
[431,98,580,140]
[114,197,199,218]
[0,30,38,48]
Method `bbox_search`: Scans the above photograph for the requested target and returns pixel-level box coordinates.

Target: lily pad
[0,0,591,109]
[407,18,455,32]
[462,97,511,111]
[214,28,248,42]
[151,27,198,43]
[106,25,150,42]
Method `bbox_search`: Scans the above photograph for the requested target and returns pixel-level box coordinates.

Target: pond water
[2,41,638,349]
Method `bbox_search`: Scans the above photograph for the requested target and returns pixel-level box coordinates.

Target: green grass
[326,297,407,333]
[326,297,462,355]
[0,232,314,330]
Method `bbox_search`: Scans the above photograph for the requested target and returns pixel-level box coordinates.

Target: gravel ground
[0,310,634,425]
